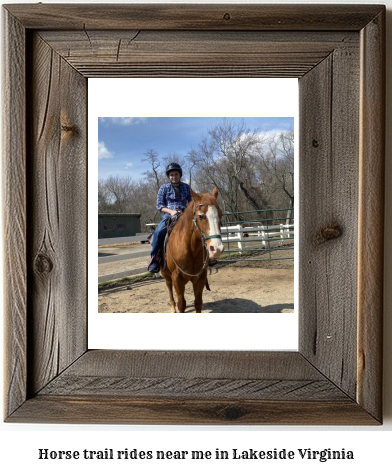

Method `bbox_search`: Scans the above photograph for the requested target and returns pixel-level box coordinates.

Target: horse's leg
[192,274,207,313]
[172,275,187,313]
[165,275,176,313]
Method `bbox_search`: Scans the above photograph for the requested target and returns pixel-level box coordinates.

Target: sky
[98,117,294,181]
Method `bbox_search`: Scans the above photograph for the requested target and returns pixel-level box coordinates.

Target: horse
[160,187,224,313]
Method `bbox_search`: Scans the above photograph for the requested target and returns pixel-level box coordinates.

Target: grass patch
[98,272,154,289]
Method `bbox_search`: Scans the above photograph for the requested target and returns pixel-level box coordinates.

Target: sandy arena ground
[98,254,294,313]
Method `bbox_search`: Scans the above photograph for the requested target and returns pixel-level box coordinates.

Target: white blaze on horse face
[206,205,224,259]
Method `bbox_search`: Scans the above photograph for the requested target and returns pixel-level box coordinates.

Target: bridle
[192,203,222,241]
[167,202,222,278]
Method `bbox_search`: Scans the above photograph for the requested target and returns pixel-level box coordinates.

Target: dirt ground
[98,255,294,313]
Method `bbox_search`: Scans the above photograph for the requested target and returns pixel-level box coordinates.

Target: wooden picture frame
[3,4,385,424]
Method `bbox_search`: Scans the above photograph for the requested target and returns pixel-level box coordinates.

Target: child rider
[147,162,192,273]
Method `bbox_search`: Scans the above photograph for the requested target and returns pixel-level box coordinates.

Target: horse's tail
[205,278,211,291]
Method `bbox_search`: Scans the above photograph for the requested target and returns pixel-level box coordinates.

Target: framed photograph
[92,81,298,348]
[3,4,384,424]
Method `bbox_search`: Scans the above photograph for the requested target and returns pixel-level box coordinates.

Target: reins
[167,202,222,278]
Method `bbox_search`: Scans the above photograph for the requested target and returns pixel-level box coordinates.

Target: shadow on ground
[200,299,294,313]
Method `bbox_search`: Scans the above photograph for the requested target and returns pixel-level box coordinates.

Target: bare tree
[99,121,295,232]
[142,149,162,192]
[98,178,113,212]
[254,130,294,218]
[188,118,271,213]
[102,175,135,212]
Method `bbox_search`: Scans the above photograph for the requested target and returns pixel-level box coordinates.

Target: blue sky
[98,117,294,181]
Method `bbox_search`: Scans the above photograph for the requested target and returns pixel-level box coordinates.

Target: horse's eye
[198,214,206,220]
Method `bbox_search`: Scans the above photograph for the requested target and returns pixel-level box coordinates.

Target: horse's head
[191,187,224,260]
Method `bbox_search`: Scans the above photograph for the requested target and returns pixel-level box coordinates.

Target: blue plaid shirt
[156,182,192,212]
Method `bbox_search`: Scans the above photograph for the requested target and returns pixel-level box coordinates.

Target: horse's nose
[209,242,224,259]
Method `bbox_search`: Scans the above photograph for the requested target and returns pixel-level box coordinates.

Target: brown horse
[161,187,224,313]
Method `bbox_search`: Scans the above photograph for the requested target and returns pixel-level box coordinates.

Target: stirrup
[147,256,161,273]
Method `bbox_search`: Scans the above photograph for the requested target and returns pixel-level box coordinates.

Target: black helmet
[166,162,183,177]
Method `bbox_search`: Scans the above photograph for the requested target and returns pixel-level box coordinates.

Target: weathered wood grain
[38,351,347,401]
[39,377,347,400]
[9,396,379,425]
[299,40,360,399]
[38,30,358,78]
[2,8,28,420]
[63,350,320,379]
[2,3,385,425]
[11,351,378,424]
[4,4,384,31]
[357,9,385,422]
[27,33,87,395]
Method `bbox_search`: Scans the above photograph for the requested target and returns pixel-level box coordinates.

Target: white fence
[221,223,294,252]
[98,221,294,283]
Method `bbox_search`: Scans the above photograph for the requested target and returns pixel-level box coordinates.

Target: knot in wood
[223,12,231,21]
[223,405,244,420]
[314,225,342,245]
[61,124,77,134]
[34,252,54,275]
[312,139,319,148]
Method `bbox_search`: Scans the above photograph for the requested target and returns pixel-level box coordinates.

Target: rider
[147,162,192,273]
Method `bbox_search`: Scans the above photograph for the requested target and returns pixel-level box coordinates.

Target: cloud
[99,117,147,126]
[98,141,114,160]
[125,162,133,169]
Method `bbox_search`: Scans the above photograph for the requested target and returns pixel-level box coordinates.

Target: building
[98,213,141,239]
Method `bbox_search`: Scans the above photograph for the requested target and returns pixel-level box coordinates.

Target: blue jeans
[150,213,171,258]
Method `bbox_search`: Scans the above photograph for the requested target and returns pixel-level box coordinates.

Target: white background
[89,77,299,351]
[1,1,391,473]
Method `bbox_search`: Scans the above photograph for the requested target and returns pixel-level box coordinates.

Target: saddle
[166,210,183,235]
[146,210,183,247]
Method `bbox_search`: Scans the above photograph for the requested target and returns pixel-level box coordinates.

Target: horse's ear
[191,188,199,201]
[211,187,218,198]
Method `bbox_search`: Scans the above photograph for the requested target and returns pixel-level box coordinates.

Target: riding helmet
[166,162,183,177]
